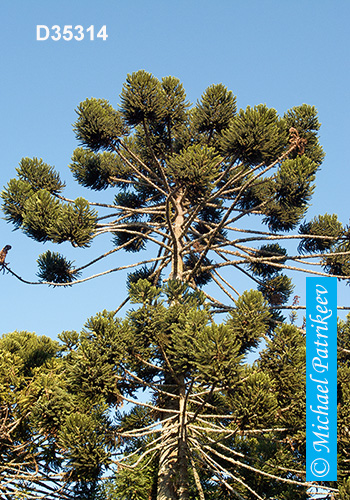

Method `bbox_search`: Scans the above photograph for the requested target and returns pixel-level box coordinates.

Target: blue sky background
[1,0,349,340]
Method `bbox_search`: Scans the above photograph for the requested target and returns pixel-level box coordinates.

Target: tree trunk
[158,190,190,499]
[170,191,185,281]
[157,415,178,500]
[157,378,190,500]
[176,382,190,500]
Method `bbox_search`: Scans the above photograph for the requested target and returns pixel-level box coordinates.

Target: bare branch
[189,454,206,500]
[200,442,339,492]
[118,138,168,191]
[118,394,180,414]
[194,442,265,500]
[2,255,168,287]
[210,272,237,303]
[123,368,183,400]
[115,141,168,196]
[119,414,175,437]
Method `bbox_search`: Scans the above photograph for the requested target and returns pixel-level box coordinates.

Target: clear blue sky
[1,0,349,339]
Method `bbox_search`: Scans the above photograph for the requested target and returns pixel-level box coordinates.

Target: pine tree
[0,331,68,498]
[2,70,349,300]
[0,329,117,499]
[2,290,349,499]
[2,70,350,499]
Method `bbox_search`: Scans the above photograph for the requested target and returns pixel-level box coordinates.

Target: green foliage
[16,157,65,193]
[197,202,223,224]
[192,83,236,140]
[299,213,344,253]
[0,331,67,493]
[58,330,80,350]
[229,434,308,500]
[48,197,98,247]
[283,104,325,165]
[127,265,162,288]
[184,253,213,286]
[99,467,155,500]
[120,70,167,127]
[115,191,143,212]
[22,189,61,242]
[339,478,350,499]
[249,243,287,277]
[227,369,278,429]
[258,274,294,306]
[161,75,190,128]
[190,322,243,385]
[221,104,287,164]
[257,274,294,327]
[70,148,131,190]
[263,155,318,231]
[59,409,113,481]
[1,178,35,228]
[259,324,306,430]
[0,330,59,378]
[99,407,157,499]
[112,223,150,252]
[66,311,126,404]
[128,278,161,304]
[2,177,97,249]
[298,214,350,279]
[37,250,79,283]
[226,289,270,354]
[28,367,73,432]
[167,145,222,199]
[0,328,119,496]
[74,97,126,151]
[322,241,350,277]
[2,288,350,499]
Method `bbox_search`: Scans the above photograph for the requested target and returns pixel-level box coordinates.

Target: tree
[80,280,304,500]
[2,292,349,499]
[2,70,350,499]
[3,70,350,296]
[0,329,118,500]
[0,330,69,499]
